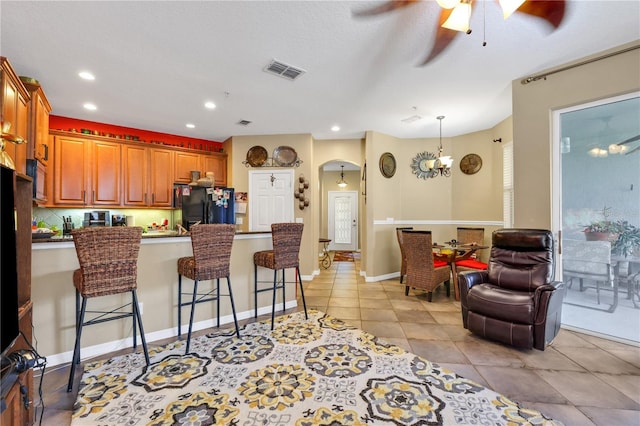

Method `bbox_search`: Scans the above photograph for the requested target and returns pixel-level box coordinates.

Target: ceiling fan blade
[515,0,566,29]
[352,0,419,17]
[617,134,640,145]
[420,8,457,65]
[625,145,640,155]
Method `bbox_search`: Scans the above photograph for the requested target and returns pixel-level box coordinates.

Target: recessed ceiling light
[83,103,97,111]
[331,125,340,132]
[186,123,195,129]
[204,101,216,109]
[78,71,95,80]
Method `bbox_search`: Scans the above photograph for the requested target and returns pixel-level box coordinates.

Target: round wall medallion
[459,153,482,175]
[379,152,396,178]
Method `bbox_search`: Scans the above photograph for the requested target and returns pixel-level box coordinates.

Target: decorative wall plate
[273,146,298,166]
[379,152,396,178]
[460,153,482,175]
[246,146,268,167]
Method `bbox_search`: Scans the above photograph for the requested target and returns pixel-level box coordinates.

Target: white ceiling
[1,1,639,142]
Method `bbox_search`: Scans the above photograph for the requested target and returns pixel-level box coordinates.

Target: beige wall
[362,127,505,278]
[512,42,640,229]
[228,134,316,274]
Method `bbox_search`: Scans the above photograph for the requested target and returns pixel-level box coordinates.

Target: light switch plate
[295,217,303,223]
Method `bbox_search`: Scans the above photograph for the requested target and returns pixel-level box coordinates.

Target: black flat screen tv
[1,165,20,357]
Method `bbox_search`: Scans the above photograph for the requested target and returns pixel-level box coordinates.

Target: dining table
[432,240,489,301]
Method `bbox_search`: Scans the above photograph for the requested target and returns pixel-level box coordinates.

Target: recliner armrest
[458,270,489,303]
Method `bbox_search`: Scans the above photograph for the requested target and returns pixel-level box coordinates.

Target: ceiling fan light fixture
[437,0,461,9]
[442,1,472,32]
[498,0,526,19]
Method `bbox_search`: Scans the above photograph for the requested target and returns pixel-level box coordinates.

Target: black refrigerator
[175,184,235,230]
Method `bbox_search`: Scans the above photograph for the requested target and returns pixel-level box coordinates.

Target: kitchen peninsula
[31,231,299,366]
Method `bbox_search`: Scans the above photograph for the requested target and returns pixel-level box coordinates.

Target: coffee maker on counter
[82,211,110,227]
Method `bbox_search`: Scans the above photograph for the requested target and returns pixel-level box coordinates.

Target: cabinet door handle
[43,144,49,161]
[92,190,95,204]
[152,193,155,204]
[144,193,148,204]
[82,190,86,204]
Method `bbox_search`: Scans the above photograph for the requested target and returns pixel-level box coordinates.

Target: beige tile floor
[35,253,640,425]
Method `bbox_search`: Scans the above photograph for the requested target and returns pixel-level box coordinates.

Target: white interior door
[328,190,358,251]
[249,170,294,231]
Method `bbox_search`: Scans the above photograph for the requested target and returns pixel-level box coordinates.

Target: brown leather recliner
[458,229,564,350]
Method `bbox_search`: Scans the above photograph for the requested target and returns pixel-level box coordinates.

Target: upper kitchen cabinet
[122,144,174,208]
[174,151,200,183]
[1,57,30,174]
[53,135,121,206]
[21,79,51,165]
[201,152,227,186]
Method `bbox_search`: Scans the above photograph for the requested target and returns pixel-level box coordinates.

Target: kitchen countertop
[32,230,271,247]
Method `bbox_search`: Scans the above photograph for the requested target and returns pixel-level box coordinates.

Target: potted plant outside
[583,207,640,257]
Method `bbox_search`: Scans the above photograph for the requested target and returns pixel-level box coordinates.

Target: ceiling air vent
[264,59,306,81]
[237,120,252,126]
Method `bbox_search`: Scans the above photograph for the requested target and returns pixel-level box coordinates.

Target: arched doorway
[318,161,361,252]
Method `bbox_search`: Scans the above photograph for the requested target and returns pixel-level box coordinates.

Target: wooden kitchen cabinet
[1,57,30,175]
[53,135,121,206]
[122,144,173,207]
[22,80,51,166]
[149,147,174,206]
[174,151,200,183]
[201,152,227,186]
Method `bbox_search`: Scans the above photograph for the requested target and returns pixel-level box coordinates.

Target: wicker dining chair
[67,226,149,392]
[254,222,307,329]
[402,230,451,302]
[396,227,413,283]
[455,227,488,272]
[178,224,239,353]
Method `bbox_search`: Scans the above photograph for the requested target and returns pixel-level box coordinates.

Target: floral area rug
[333,251,355,262]
[71,310,562,425]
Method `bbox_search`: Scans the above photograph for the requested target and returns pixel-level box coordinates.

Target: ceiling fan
[353,0,566,65]
[616,134,640,155]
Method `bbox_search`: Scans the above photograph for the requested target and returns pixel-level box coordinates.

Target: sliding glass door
[553,93,640,344]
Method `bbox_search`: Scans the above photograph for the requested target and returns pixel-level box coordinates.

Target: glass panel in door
[556,94,640,344]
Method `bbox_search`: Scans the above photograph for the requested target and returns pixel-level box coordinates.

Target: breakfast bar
[31,232,300,366]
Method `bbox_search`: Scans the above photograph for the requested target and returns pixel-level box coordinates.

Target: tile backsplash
[32,207,182,231]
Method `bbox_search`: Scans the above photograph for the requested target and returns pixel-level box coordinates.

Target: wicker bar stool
[254,222,307,329]
[396,227,413,283]
[67,227,149,392]
[178,224,239,353]
[402,230,451,302]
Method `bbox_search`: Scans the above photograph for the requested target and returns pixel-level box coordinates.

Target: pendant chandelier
[337,165,348,188]
[435,116,454,177]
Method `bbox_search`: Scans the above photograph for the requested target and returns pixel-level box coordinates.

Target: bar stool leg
[132,295,137,349]
[131,290,150,365]
[186,279,199,353]
[282,269,286,313]
[67,297,87,392]
[226,276,240,337]
[297,266,308,320]
[216,278,221,328]
[178,274,183,336]
[271,269,278,330]
[254,264,259,319]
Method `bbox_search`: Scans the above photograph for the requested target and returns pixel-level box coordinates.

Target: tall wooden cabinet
[0,168,34,426]
[1,57,30,175]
